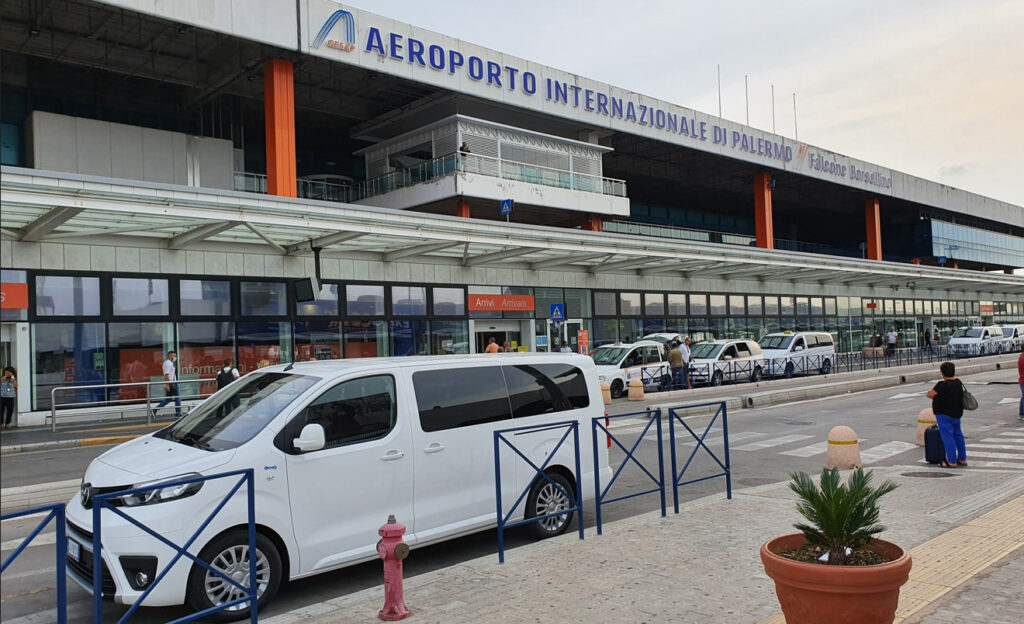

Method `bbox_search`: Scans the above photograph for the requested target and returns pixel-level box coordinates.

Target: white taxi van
[65,354,610,620]
[758,331,837,377]
[947,326,1004,356]
[589,340,669,398]
[687,339,765,386]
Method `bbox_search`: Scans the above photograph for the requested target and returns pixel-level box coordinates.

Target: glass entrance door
[546,319,583,353]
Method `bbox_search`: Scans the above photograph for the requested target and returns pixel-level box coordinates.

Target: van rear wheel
[186,530,282,622]
[610,380,625,399]
[525,472,574,539]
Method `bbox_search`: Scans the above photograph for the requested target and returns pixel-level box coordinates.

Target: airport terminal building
[1,0,1022,422]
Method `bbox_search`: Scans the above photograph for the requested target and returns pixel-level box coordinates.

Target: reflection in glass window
[796,297,810,315]
[344,320,388,357]
[644,293,664,316]
[763,296,779,315]
[619,293,641,316]
[180,280,231,316]
[810,297,824,316]
[690,294,708,316]
[294,321,341,361]
[729,295,745,315]
[780,296,795,315]
[177,322,235,393]
[35,276,100,316]
[747,296,763,316]
[237,322,293,374]
[391,320,427,356]
[31,322,106,410]
[594,292,617,316]
[433,288,466,316]
[290,375,395,450]
[825,298,837,316]
[391,286,427,316]
[347,284,385,316]
[430,320,468,354]
[709,295,727,316]
[564,289,591,318]
[667,294,686,316]
[113,278,170,316]
[241,281,287,316]
[504,363,590,417]
[296,284,340,316]
[107,322,175,402]
[413,366,511,432]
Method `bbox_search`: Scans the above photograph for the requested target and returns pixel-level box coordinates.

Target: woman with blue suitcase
[925,361,967,468]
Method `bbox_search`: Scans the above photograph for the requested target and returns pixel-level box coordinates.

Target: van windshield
[759,335,794,350]
[155,372,319,451]
[689,343,724,359]
[591,347,627,365]
[1002,327,1016,338]
[951,328,983,338]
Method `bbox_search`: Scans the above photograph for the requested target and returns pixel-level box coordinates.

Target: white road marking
[995,432,1024,437]
[998,397,1019,405]
[889,392,926,400]
[860,441,918,464]
[680,431,764,446]
[970,443,1024,451]
[1,532,57,551]
[964,451,1024,460]
[731,434,814,451]
[779,442,829,457]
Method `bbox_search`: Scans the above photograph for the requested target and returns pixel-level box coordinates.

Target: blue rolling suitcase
[925,425,946,464]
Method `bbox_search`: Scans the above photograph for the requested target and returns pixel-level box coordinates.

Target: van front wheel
[186,530,282,622]
[610,380,625,399]
[525,472,575,539]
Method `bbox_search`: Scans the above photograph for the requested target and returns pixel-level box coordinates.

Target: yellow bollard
[915,408,936,446]
[627,377,645,401]
[826,425,862,469]
[601,380,612,405]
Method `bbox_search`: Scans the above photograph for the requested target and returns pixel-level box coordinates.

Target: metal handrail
[49,378,218,432]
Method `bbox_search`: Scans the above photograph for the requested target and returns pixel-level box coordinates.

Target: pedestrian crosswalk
[605,418,1024,469]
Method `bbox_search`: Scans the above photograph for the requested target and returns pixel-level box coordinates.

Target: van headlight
[113,474,204,507]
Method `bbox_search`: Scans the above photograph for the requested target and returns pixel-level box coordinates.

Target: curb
[2,434,143,455]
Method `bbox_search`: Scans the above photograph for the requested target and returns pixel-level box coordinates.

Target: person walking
[680,337,692,389]
[1,367,17,429]
[484,337,500,353]
[216,359,240,390]
[667,341,684,389]
[154,350,182,418]
[925,361,967,468]
[1018,349,1024,422]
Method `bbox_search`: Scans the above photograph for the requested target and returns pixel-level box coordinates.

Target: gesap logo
[312,6,356,52]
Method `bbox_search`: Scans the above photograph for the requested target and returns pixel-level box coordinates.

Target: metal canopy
[2,167,1022,297]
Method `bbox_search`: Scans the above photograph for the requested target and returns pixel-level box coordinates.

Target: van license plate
[67,539,81,561]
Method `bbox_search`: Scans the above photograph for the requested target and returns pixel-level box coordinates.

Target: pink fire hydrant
[377,514,411,621]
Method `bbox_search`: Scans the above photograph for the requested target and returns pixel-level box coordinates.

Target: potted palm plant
[760,467,912,624]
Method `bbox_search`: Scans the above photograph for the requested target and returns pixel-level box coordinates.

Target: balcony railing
[234,153,627,205]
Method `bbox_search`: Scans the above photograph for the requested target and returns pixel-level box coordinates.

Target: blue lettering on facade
[505,66,518,90]
[468,56,484,80]
[585,89,595,111]
[625,101,637,122]
[388,32,404,60]
[596,92,608,115]
[448,50,464,75]
[523,71,536,94]
[610,97,623,119]
[486,61,502,86]
[428,44,445,70]
[407,38,425,67]
[365,27,385,55]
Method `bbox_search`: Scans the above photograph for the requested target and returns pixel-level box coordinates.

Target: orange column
[1006,268,1015,275]
[753,173,774,249]
[457,199,470,218]
[581,215,603,232]
[264,59,296,197]
[865,198,882,260]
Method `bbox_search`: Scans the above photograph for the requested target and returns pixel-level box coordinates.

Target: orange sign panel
[979,304,994,314]
[468,294,535,312]
[0,283,28,309]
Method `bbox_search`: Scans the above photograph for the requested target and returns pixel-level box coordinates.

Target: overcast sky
[356,0,1024,206]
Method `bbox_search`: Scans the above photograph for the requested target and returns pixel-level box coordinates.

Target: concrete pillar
[865,198,882,260]
[264,59,297,197]
[581,215,603,232]
[753,173,774,249]
[457,199,470,218]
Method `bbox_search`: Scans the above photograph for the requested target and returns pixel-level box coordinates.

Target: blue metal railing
[90,469,258,624]
[492,421,584,564]
[592,409,665,535]
[668,401,732,513]
[2,503,68,624]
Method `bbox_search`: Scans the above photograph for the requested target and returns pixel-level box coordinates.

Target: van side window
[805,335,819,347]
[818,335,834,347]
[735,343,751,358]
[414,367,512,432]
[793,338,805,350]
[503,364,590,418]
[622,349,642,368]
[642,346,662,364]
[288,375,396,451]
[722,345,738,359]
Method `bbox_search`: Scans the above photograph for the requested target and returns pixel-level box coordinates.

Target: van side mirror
[293,423,326,453]
[794,345,804,352]
[722,355,733,360]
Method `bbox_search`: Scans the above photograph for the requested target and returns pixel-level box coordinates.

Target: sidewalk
[263,468,1024,624]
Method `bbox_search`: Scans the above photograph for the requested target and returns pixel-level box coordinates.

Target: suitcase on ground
[925,425,946,464]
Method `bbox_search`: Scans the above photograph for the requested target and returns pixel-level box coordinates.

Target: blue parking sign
[550,303,565,320]
[500,199,513,215]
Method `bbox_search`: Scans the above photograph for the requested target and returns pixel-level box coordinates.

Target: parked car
[66,354,611,620]
[758,331,837,377]
[998,325,1024,351]
[947,326,1004,356]
[590,340,669,398]
[641,332,684,346]
[687,339,765,386]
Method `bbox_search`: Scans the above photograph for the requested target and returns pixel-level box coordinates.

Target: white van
[687,339,765,386]
[758,331,837,377]
[947,326,1004,356]
[998,325,1024,351]
[640,332,683,346]
[65,354,610,619]
[590,340,669,398]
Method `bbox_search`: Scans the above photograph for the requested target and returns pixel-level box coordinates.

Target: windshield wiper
[177,433,214,452]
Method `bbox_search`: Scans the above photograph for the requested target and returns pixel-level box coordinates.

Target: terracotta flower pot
[760,533,912,624]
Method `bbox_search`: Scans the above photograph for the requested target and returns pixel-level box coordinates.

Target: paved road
[2,368,1021,623]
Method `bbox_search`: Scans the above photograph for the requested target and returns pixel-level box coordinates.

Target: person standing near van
[925,361,966,468]
[1,367,17,429]
[154,350,182,418]
[667,341,684,389]
[681,337,692,389]
[484,337,499,353]
[1018,349,1024,422]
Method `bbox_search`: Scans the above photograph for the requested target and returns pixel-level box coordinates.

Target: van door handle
[423,443,446,454]
[380,450,405,462]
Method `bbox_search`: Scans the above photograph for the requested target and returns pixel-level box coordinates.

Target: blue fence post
[592,419,603,536]
[1,505,68,624]
[721,403,732,500]
[55,507,67,624]
[247,469,258,624]
[493,431,505,564]
[572,423,584,543]
[669,408,680,514]
[656,410,666,515]
[92,495,103,624]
